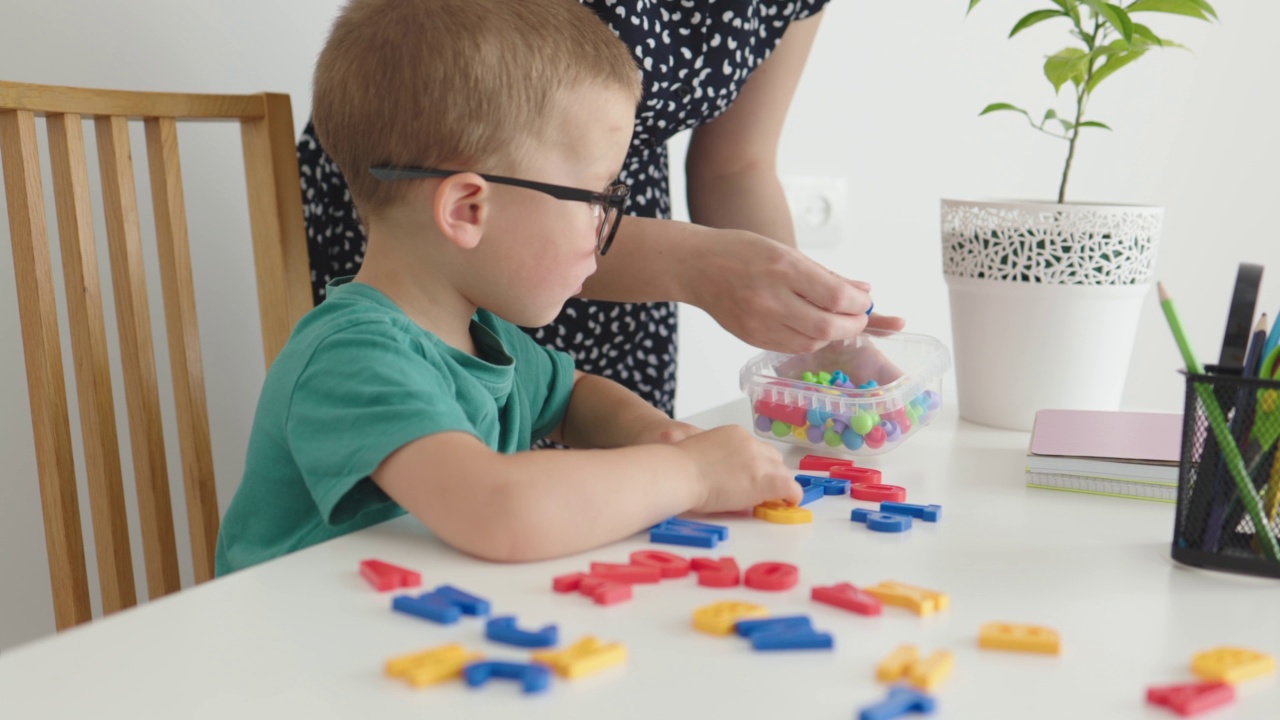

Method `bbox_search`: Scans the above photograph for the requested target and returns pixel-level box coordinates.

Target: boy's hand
[675,426,801,512]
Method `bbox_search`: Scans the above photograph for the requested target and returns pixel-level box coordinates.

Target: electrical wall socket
[782,175,847,248]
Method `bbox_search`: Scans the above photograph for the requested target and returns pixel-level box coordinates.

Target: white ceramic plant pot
[941,199,1163,431]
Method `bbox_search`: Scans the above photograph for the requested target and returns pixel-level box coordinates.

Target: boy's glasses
[369,165,628,255]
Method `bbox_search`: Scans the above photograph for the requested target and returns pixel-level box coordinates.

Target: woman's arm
[684,11,825,245]
[577,12,902,352]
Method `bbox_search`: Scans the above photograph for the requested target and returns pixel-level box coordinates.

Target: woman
[298,0,903,416]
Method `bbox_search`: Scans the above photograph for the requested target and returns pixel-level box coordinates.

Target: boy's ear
[432,173,488,250]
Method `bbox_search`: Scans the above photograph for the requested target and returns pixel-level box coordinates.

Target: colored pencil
[1158,283,1279,560]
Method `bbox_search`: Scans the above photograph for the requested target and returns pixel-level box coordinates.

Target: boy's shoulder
[290,281,417,350]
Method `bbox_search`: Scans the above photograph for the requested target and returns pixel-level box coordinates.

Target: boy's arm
[370,368,805,562]
[543,370,702,448]
[370,431,704,562]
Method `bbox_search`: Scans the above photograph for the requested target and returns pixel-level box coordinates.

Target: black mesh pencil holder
[1173,368,1280,578]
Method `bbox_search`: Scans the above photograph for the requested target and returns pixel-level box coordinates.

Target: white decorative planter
[941,199,1163,431]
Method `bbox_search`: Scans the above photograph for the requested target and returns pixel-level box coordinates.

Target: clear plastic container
[739,330,952,457]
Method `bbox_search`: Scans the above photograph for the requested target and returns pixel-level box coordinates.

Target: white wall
[1,1,1277,651]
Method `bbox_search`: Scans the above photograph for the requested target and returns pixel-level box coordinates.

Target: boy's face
[469,83,635,328]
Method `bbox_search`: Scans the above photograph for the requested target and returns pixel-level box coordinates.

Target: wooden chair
[0,80,312,631]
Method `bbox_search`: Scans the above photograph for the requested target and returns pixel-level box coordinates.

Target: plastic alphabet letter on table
[463,660,551,694]
[812,477,851,495]
[799,454,855,471]
[812,583,883,616]
[864,582,949,617]
[1147,682,1235,716]
[795,474,852,495]
[907,650,954,692]
[577,575,632,605]
[754,500,813,524]
[880,502,941,522]
[629,550,690,578]
[876,644,919,683]
[589,562,662,584]
[430,585,490,616]
[750,627,834,651]
[735,616,813,638]
[977,623,1060,655]
[735,615,832,650]
[851,483,905,503]
[858,686,936,720]
[553,572,586,593]
[485,616,559,648]
[799,483,826,506]
[691,557,741,587]
[385,643,482,688]
[744,562,799,591]
[650,517,728,548]
[392,593,462,624]
[532,636,627,679]
[360,559,420,592]
[832,466,882,484]
[1190,647,1276,684]
[851,508,913,533]
[692,601,769,635]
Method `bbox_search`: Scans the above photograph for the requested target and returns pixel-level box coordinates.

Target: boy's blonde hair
[313,0,642,216]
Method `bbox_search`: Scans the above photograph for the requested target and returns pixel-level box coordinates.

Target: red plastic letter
[691,557,741,587]
[1147,682,1234,716]
[630,550,691,578]
[850,483,905,502]
[799,454,855,472]
[359,559,421,592]
[811,582,883,616]
[744,562,799,591]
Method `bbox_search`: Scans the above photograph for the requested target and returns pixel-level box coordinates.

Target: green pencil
[1157,282,1280,561]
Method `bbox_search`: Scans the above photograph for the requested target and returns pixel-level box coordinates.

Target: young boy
[214,0,804,574]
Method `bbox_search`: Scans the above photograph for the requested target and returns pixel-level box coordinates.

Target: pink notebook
[1029,409,1183,463]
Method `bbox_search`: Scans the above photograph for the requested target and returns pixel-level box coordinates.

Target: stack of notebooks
[1026,409,1184,503]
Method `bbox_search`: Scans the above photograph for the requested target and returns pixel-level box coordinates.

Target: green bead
[817,372,832,385]
[772,420,790,437]
[801,372,817,383]
[824,430,841,447]
[851,412,875,435]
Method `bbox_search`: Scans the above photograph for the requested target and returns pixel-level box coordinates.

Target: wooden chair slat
[0,109,93,629]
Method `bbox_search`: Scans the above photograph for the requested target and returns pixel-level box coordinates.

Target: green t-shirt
[214,278,575,575]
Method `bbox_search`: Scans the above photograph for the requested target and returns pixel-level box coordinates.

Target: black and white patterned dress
[298,0,831,416]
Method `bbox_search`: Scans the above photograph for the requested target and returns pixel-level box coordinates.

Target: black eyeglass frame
[369,165,628,255]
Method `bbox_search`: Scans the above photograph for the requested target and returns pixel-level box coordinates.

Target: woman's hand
[683,230,905,353]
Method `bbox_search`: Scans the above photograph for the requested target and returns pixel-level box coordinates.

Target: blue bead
[842,427,865,451]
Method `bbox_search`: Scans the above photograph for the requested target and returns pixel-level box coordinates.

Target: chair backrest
[0,80,312,631]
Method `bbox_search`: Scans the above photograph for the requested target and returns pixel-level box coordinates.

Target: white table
[2,399,1277,719]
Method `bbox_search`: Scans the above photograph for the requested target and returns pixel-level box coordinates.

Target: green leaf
[1077,120,1113,130]
[1082,1,1133,45]
[1061,0,1083,26]
[979,102,1030,118]
[1044,47,1089,93]
[1105,4,1135,45]
[1042,109,1075,132]
[1132,22,1163,46]
[1010,9,1067,38]
[967,0,982,15]
[1085,43,1147,93]
[1186,0,1218,20]
[1126,0,1209,20]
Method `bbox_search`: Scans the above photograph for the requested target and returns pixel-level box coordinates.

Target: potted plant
[942,0,1218,430]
